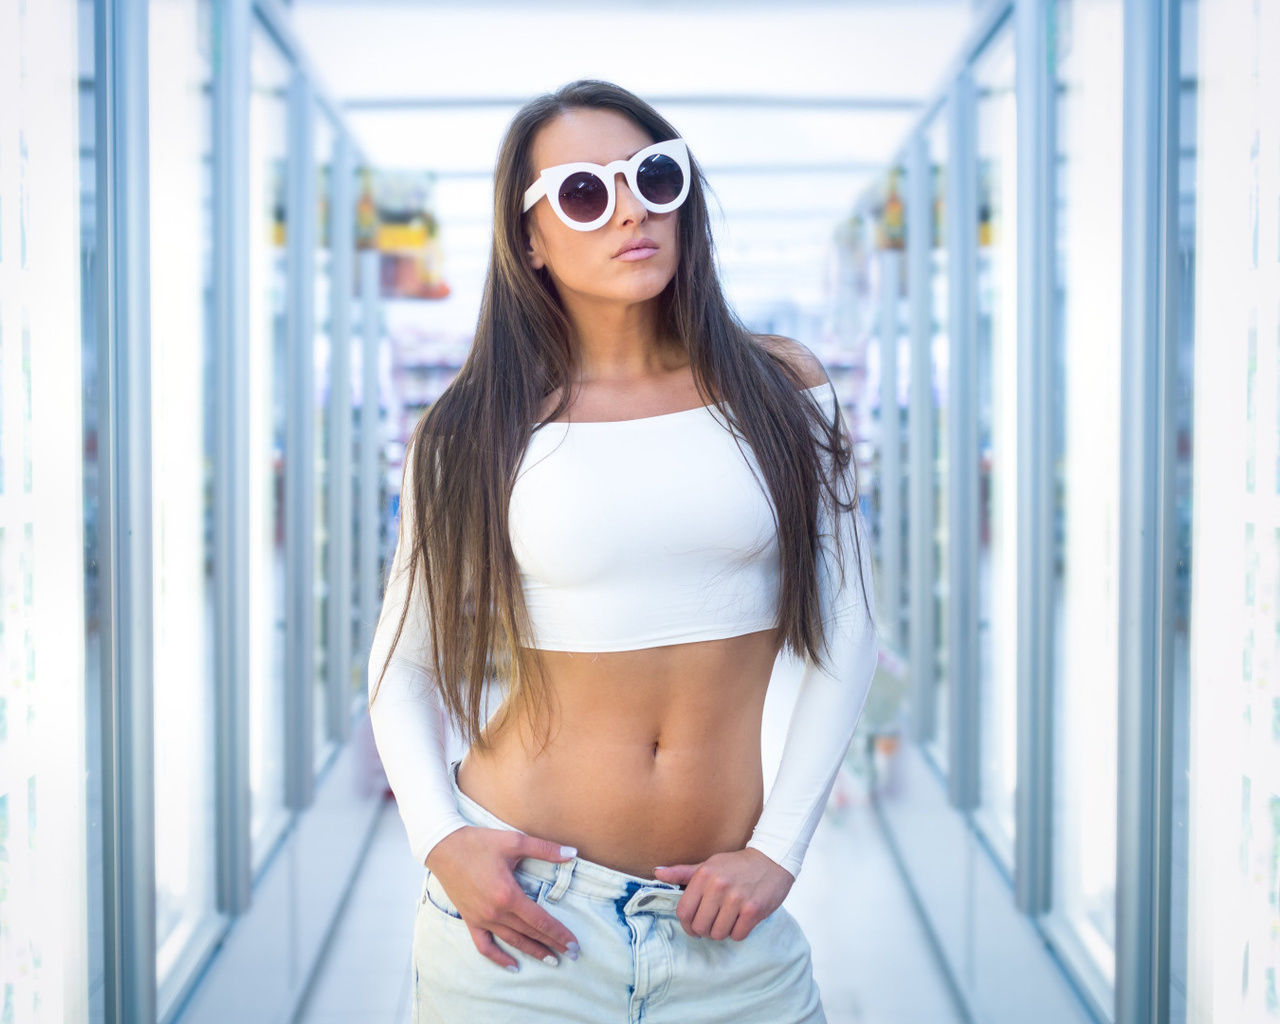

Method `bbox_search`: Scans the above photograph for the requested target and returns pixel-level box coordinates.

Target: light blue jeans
[411,759,826,1023]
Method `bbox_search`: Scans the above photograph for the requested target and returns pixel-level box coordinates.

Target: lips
[613,237,659,258]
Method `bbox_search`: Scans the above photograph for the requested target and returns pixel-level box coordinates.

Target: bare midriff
[455,627,784,880]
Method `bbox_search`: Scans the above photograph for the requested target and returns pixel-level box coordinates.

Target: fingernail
[560,845,577,858]
[505,964,519,973]
[654,866,668,871]
[566,941,580,960]
[542,954,559,967]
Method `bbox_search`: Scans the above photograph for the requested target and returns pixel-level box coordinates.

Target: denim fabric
[411,759,826,1024]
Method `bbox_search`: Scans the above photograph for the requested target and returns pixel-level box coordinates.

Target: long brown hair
[370,79,872,752]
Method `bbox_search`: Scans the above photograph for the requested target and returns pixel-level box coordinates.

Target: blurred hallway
[4,0,1268,1022]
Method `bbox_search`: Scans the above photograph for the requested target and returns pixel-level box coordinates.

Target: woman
[368,79,878,1024]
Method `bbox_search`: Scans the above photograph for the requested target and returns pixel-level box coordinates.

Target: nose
[611,172,647,223]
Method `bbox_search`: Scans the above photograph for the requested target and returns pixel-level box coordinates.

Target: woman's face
[522,108,681,306]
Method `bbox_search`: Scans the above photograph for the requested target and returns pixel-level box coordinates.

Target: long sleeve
[745,383,880,880]
[367,443,470,867]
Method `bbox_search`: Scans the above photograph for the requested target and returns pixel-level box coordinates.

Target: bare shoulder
[753,334,830,390]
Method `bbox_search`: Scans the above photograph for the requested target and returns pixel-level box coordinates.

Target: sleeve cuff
[745,834,803,881]
[409,814,471,869]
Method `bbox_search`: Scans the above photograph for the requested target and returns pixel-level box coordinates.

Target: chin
[614,262,676,293]
[612,279,674,304]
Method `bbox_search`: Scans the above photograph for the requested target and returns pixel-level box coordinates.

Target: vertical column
[879,247,902,654]
[906,131,936,743]
[285,70,316,809]
[327,132,354,742]
[1116,0,1180,1020]
[212,0,252,917]
[1013,0,1055,915]
[95,0,157,1018]
[358,248,382,678]
[946,69,980,812]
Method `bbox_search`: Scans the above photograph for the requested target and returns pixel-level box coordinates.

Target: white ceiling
[291,0,978,336]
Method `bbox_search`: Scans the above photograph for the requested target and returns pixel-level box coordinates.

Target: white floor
[298,665,963,1024]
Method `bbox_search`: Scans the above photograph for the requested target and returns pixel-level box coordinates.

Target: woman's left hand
[652,848,795,941]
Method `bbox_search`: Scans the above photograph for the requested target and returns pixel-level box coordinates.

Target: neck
[558,293,680,383]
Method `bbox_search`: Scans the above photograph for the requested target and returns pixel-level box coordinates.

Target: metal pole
[212,0,254,918]
[946,68,980,812]
[1116,0,1179,1020]
[285,70,316,808]
[906,131,936,743]
[1012,0,1055,916]
[95,0,157,1017]
[358,248,383,692]
[327,132,355,742]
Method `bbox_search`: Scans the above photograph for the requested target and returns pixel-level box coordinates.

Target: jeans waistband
[448,758,685,912]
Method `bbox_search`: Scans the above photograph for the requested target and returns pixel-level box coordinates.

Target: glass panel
[314,109,335,771]
[862,210,886,601]
[0,0,94,1017]
[148,0,220,998]
[248,22,292,869]
[973,26,1019,861]
[873,165,908,654]
[927,107,950,767]
[872,166,908,656]
[77,0,107,1014]
[1048,0,1123,998]
[1168,4,1197,1019]
[837,207,885,616]
[893,168,911,655]
[352,244,373,711]
[1184,0,1280,1017]
[351,289,366,709]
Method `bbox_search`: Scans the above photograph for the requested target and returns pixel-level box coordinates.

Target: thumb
[653,863,699,885]
[514,833,578,862]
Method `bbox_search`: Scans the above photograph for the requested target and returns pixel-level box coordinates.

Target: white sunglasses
[521,138,691,231]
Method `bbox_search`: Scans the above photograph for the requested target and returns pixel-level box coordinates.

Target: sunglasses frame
[521,138,691,232]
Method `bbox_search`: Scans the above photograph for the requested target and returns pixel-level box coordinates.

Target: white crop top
[368,377,879,880]
[511,388,794,650]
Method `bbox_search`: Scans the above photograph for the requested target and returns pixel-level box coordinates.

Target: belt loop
[545,857,575,903]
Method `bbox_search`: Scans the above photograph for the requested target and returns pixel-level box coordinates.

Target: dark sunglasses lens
[558,172,609,222]
[636,154,684,205]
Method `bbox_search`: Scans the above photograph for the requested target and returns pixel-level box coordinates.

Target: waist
[447,757,687,906]
[458,630,781,877]
[456,733,767,878]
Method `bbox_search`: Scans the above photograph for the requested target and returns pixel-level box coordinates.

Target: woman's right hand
[424,826,581,971]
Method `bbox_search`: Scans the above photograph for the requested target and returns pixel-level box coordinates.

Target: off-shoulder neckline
[533,380,833,428]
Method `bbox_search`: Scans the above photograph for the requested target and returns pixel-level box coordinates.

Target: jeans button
[637,894,656,907]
